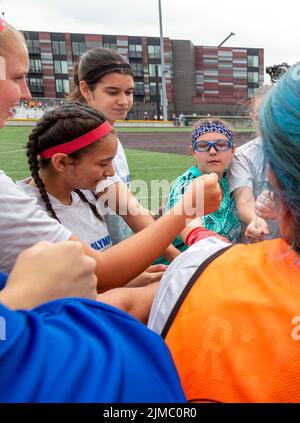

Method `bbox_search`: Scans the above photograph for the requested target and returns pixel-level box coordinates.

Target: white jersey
[96,137,132,244]
[0,170,71,273]
[18,179,112,252]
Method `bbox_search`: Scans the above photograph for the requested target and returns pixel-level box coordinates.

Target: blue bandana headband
[192,123,233,147]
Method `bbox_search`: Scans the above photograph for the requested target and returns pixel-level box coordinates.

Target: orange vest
[164,239,300,402]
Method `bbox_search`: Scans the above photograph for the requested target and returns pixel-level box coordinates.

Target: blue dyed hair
[260,64,300,251]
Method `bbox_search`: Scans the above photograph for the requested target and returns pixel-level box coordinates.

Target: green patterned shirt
[164,165,241,252]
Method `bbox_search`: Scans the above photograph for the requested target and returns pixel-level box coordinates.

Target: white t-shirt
[227,137,279,240]
[96,137,132,244]
[0,170,71,274]
[18,179,112,252]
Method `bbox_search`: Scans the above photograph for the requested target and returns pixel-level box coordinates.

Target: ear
[51,153,71,173]
[79,80,93,103]
[190,146,198,161]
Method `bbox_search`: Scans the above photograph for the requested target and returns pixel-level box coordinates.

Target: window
[233,59,247,65]
[134,81,144,95]
[218,51,233,61]
[52,41,66,55]
[248,88,255,98]
[203,59,218,65]
[205,90,219,95]
[148,45,161,59]
[29,59,42,73]
[248,55,259,67]
[86,41,103,50]
[131,62,144,77]
[28,77,43,92]
[204,69,218,77]
[149,64,161,77]
[196,74,204,84]
[72,42,86,57]
[103,42,117,50]
[54,60,68,74]
[150,82,162,96]
[233,69,247,79]
[129,44,143,58]
[56,79,70,93]
[218,62,233,69]
[248,72,259,83]
[26,40,40,54]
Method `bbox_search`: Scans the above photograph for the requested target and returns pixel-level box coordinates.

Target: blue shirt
[0,298,185,403]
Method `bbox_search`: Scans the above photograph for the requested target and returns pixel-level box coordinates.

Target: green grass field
[0,126,193,210]
[114,126,254,133]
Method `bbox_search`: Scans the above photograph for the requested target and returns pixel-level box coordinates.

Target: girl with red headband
[19,102,180,290]
[0,20,221,291]
[68,48,180,264]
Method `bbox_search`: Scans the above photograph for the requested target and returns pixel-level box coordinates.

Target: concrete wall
[172,40,196,115]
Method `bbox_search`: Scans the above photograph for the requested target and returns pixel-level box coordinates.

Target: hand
[125,264,167,287]
[179,173,222,219]
[0,241,97,310]
[245,216,269,243]
[256,190,277,220]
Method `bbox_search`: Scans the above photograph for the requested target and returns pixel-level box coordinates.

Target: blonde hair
[0,22,26,57]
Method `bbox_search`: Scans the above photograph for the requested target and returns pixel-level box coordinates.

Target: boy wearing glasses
[164,119,241,252]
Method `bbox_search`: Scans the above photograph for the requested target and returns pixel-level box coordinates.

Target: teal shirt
[164,165,241,252]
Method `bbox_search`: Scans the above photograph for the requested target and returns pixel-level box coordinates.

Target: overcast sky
[2,0,299,81]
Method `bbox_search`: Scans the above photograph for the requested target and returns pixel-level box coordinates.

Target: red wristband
[185,227,230,247]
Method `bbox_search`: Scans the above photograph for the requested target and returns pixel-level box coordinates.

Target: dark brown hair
[68,47,134,102]
[26,102,114,221]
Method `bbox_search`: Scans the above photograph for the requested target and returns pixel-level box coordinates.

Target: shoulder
[173,165,200,187]
[148,237,230,335]
[0,299,185,402]
[235,137,262,159]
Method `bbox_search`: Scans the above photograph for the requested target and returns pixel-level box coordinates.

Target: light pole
[158,0,168,121]
[218,32,235,48]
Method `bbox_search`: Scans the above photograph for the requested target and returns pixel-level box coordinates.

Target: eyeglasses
[193,139,233,152]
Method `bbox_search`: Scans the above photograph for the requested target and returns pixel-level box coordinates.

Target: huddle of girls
[0,19,222,402]
[3,16,300,404]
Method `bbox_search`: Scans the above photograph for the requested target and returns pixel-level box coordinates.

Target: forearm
[180,217,204,244]
[98,282,158,324]
[78,203,189,292]
[0,286,37,310]
[163,244,180,262]
[123,202,180,262]
[77,174,222,292]
[101,206,189,288]
[233,187,256,225]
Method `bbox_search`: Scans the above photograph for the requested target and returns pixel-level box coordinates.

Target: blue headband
[192,123,233,147]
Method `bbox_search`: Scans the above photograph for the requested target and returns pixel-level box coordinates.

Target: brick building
[25,30,264,117]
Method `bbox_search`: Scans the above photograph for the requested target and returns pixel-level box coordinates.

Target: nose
[117,92,128,106]
[104,162,115,177]
[21,79,31,101]
[208,145,218,155]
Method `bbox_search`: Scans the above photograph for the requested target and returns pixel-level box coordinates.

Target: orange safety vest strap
[161,244,232,339]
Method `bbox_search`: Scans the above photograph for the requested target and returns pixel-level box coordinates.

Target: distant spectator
[171,113,178,127]
[178,112,185,127]
[28,99,36,108]
[144,111,148,120]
